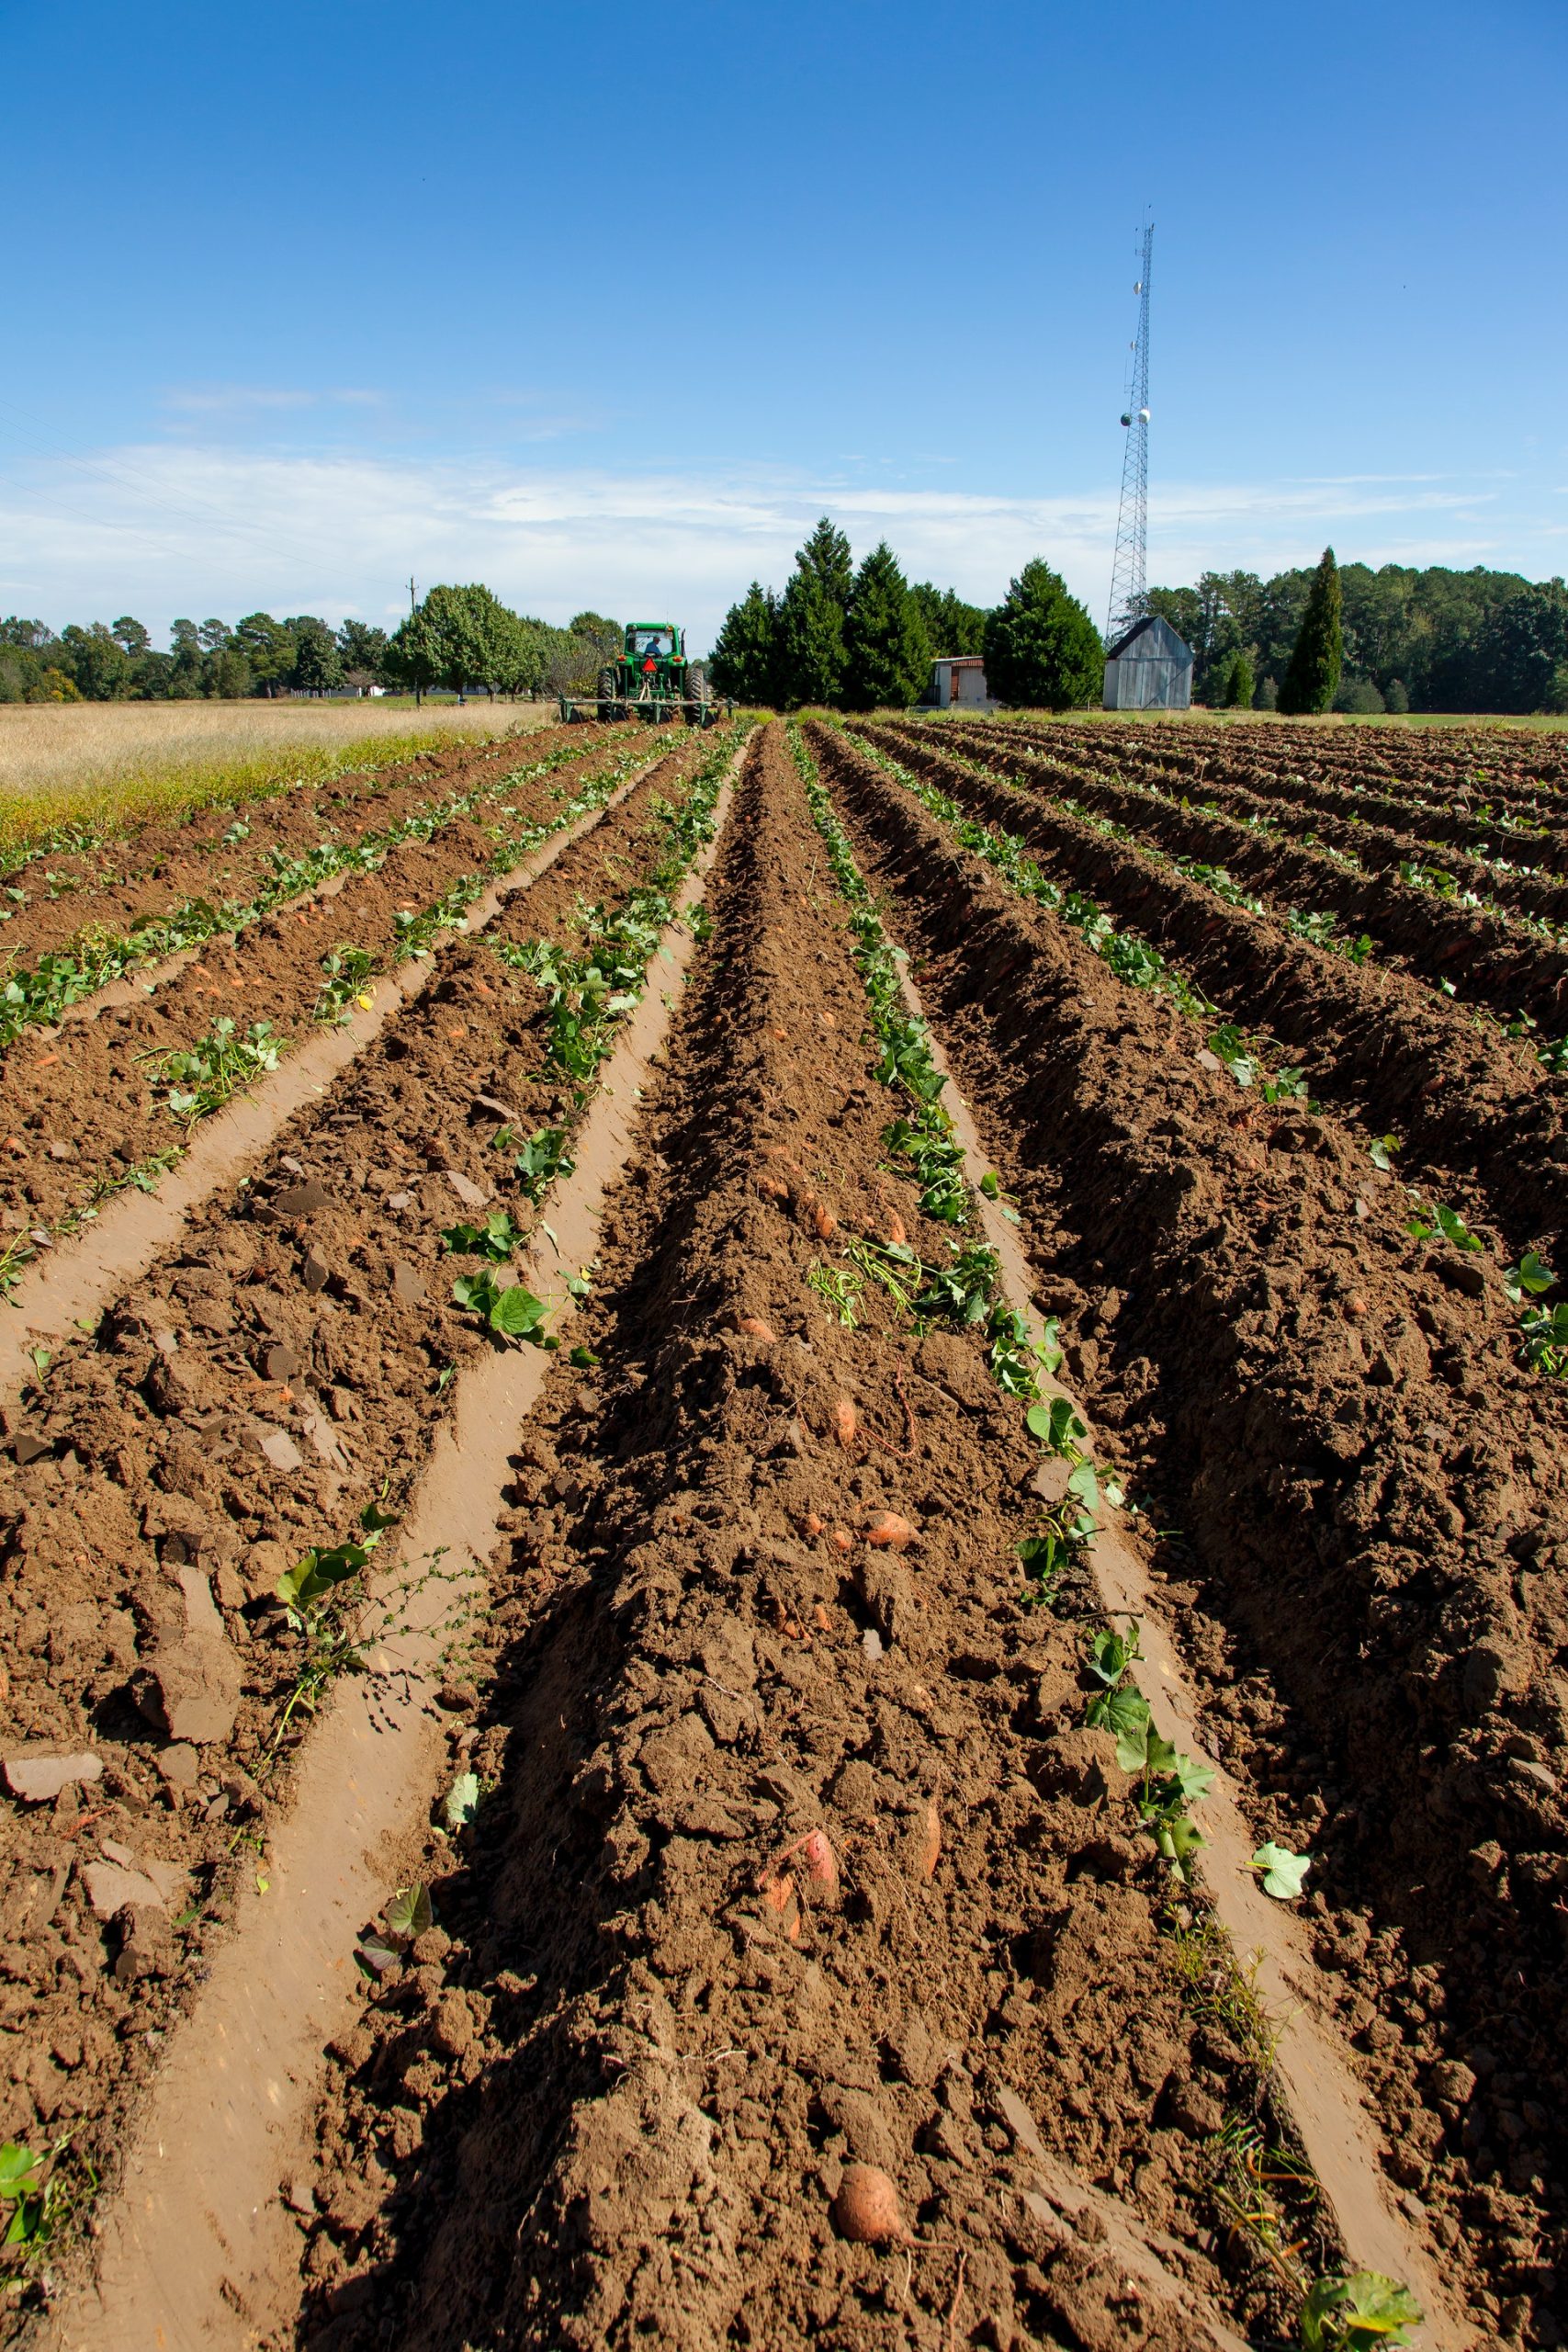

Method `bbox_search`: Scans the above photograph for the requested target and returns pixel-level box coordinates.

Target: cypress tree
[842,542,931,710]
[709,582,780,705]
[982,560,1102,709]
[775,517,852,707]
[1224,649,1255,708]
[1277,547,1343,715]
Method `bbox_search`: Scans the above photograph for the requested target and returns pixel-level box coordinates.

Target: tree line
[1148,556,1568,715]
[708,521,1103,711]
[0,590,624,707]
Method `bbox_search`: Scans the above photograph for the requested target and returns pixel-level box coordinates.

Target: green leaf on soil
[1249,1840,1312,1900]
[443,1770,481,1830]
[1300,2268,1422,2350]
[385,1883,433,1942]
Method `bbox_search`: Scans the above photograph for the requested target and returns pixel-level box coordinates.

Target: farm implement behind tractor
[558,621,727,727]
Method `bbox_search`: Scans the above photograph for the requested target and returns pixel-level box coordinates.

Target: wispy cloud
[161,385,385,416]
[0,442,1557,645]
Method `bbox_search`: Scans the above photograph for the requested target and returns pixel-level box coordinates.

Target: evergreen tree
[710,582,781,704]
[776,516,852,707]
[842,542,931,710]
[982,560,1102,709]
[1277,547,1343,715]
[1223,650,1255,708]
[910,582,986,656]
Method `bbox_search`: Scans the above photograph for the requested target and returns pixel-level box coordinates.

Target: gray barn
[1102,613,1193,710]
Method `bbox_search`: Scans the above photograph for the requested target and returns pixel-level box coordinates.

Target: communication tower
[1106,221,1155,643]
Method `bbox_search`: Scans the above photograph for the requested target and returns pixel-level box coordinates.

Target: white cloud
[0,441,1555,649]
[161,385,384,415]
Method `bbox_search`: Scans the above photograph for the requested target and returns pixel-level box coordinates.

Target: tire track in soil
[28,733,750,2352]
[0,719,570,974]
[273,725,1311,2352]
[0,732,652,1260]
[0,734,667,1400]
[0,737,730,2298]
[861,719,1568,1257]
[809,721,1568,2348]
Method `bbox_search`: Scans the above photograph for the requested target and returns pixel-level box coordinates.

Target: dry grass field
[0,696,557,861]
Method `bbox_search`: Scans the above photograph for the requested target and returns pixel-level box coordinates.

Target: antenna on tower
[1106,220,1155,644]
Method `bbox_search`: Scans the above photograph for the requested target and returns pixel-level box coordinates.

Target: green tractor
[559,621,723,727]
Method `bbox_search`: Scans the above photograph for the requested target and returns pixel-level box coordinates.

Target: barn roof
[1105,613,1193,665]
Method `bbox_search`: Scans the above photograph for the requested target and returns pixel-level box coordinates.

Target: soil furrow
[0,736,659,1259]
[1014,718,1568,870]
[31,732,750,2352]
[0,727,644,1083]
[861,720,1568,1254]
[942,718,1568,1032]
[809,718,1568,2349]
[271,723,1328,2352]
[0,737,738,2270]
[0,721,585,977]
[1032,718,1568,815]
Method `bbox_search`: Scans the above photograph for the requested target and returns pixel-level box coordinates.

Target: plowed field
[1,718,1562,2352]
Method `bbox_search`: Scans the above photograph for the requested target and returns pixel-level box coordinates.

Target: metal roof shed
[1102,613,1193,710]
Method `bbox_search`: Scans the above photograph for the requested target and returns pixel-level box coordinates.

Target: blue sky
[3,0,1564,650]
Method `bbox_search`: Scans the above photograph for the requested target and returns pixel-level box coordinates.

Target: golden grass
[0,698,559,866]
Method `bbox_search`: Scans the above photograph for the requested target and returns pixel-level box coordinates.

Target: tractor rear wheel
[684,662,710,726]
[596,665,620,722]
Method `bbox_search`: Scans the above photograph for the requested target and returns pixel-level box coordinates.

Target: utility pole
[1106,221,1155,645]
[408,577,417,615]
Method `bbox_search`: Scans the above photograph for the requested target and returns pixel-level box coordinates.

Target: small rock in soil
[274,1179,333,1217]
[443,1169,489,1208]
[390,1261,424,1306]
[134,1632,243,1745]
[81,1856,183,1921]
[112,1902,175,1984]
[243,1539,293,1600]
[12,1432,51,1464]
[258,1428,304,1474]
[4,1750,103,1804]
[266,1342,300,1381]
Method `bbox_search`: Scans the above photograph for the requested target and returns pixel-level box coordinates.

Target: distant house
[1102,614,1193,710]
[924,655,993,708]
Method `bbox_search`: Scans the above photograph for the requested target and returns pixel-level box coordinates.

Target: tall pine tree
[709,582,780,705]
[776,517,852,707]
[842,542,931,710]
[1277,547,1343,714]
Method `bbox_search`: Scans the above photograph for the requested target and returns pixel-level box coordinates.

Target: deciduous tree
[336,618,389,684]
[59,622,133,700]
[233,613,296,698]
[287,616,344,696]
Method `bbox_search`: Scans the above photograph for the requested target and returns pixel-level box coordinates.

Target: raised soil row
[863,719,1568,1258]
